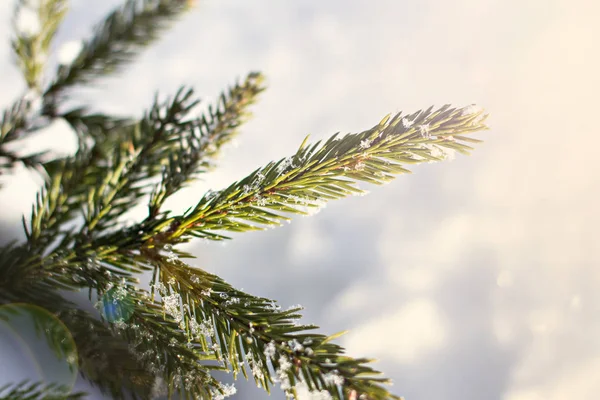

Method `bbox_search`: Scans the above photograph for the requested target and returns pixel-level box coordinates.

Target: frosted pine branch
[143,254,401,399]
[162,104,488,242]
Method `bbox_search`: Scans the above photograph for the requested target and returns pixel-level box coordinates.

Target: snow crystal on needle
[212,383,236,400]
[264,341,277,359]
[276,157,294,173]
[402,118,414,129]
[419,124,431,139]
[359,138,372,149]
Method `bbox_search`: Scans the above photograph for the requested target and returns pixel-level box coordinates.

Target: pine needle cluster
[0,1,490,399]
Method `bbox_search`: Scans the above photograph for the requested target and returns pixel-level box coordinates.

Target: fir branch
[0,381,85,400]
[44,0,194,99]
[1,97,29,144]
[24,72,263,254]
[148,72,265,216]
[24,150,103,252]
[143,254,400,400]
[0,245,228,399]
[55,307,157,399]
[11,0,69,90]
[160,105,488,242]
[0,96,47,178]
[112,295,227,399]
[24,83,193,251]
[0,148,46,175]
[61,108,135,154]
[0,244,77,305]
[78,85,203,235]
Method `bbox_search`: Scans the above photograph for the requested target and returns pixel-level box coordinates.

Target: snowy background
[1,0,599,399]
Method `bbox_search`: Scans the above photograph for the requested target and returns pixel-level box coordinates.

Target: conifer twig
[0,97,47,179]
[11,0,69,90]
[144,255,402,399]
[44,0,194,98]
[157,105,488,243]
[0,381,85,400]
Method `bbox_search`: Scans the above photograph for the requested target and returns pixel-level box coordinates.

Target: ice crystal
[359,138,372,149]
[354,161,366,171]
[205,189,219,201]
[163,294,183,323]
[289,195,302,204]
[280,376,291,391]
[276,157,294,173]
[290,339,304,352]
[255,195,268,206]
[419,124,431,139]
[462,104,481,116]
[323,370,345,386]
[402,117,414,129]
[113,285,128,300]
[252,362,265,380]
[166,251,178,263]
[212,383,237,400]
[154,281,167,295]
[295,382,333,400]
[425,144,456,162]
[278,355,292,372]
[113,319,127,330]
[264,341,277,359]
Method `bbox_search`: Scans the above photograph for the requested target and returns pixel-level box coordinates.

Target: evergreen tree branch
[23,72,263,256]
[11,0,68,90]
[1,97,30,145]
[24,85,200,251]
[0,97,47,179]
[140,253,400,399]
[0,381,85,400]
[0,243,229,398]
[148,72,265,217]
[109,294,229,399]
[0,148,46,175]
[0,243,77,306]
[1,245,164,399]
[44,0,194,99]
[55,307,157,399]
[155,105,488,243]
[60,109,135,155]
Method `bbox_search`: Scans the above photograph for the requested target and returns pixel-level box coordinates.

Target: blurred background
[1,0,599,399]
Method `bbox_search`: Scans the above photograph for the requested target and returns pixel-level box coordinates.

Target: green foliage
[11,0,69,90]
[0,0,490,399]
[0,97,46,179]
[44,0,193,99]
[0,381,85,400]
